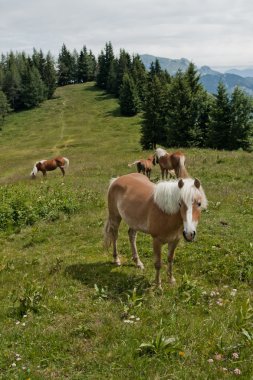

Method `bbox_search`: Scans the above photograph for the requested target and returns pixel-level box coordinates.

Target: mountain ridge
[140,54,253,95]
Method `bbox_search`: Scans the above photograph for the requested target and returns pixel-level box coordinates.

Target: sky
[1,0,253,71]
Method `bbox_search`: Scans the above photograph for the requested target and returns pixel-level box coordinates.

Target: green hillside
[0,83,253,379]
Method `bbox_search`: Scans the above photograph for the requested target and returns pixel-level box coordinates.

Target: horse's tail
[62,157,69,169]
[128,160,140,167]
[177,155,189,178]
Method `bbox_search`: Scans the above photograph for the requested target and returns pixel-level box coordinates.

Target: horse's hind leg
[104,216,121,266]
[128,228,144,269]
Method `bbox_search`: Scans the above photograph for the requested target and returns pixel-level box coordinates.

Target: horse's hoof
[114,260,121,266]
[168,277,176,286]
[137,262,145,270]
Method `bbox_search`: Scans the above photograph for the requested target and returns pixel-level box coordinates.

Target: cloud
[1,0,253,67]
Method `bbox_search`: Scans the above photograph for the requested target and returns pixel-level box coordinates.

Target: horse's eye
[197,202,201,207]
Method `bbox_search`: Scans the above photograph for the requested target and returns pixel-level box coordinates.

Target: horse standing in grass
[154,148,189,179]
[30,156,69,178]
[128,155,154,179]
[104,173,207,287]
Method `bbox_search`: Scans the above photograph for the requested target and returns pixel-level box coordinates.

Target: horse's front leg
[153,238,162,288]
[128,228,144,269]
[167,240,179,285]
[42,170,47,177]
[60,167,65,176]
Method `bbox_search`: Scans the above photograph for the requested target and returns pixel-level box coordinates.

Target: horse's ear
[178,178,184,189]
[194,178,201,189]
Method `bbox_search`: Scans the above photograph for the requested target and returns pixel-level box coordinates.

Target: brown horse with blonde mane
[30,156,69,178]
[128,155,154,179]
[104,173,207,287]
[154,148,189,179]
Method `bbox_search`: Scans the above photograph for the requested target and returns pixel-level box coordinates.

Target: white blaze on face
[30,165,38,176]
[183,206,197,237]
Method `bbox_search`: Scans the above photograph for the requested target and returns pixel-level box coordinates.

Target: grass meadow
[0,83,253,379]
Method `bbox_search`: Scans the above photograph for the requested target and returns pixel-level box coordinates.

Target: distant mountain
[200,73,253,95]
[140,54,190,75]
[226,68,253,78]
[140,54,253,95]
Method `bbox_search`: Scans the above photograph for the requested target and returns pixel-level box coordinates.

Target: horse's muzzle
[183,230,196,242]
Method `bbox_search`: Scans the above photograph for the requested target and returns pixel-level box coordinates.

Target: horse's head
[178,178,207,242]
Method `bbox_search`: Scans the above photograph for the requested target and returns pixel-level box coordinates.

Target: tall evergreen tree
[140,74,166,149]
[208,82,231,149]
[20,61,44,109]
[165,70,192,147]
[229,87,253,150]
[0,90,11,125]
[131,55,148,104]
[43,52,57,99]
[2,54,21,110]
[119,73,140,116]
[57,44,75,86]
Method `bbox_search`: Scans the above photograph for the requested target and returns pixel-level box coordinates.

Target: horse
[30,156,69,178]
[104,173,207,288]
[153,148,189,179]
[128,155,154,179]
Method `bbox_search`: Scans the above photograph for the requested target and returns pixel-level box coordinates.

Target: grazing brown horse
[128,155,154,179]
[153,148,189,179]
[104,173,207,287]
[30,156,69,178]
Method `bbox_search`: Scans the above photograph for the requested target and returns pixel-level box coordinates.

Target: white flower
[207,358,214,363]
[234,368,241,375]
[232,352,239,359]
[11,363,16,367]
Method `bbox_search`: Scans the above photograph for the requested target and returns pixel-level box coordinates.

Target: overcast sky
[1,0,253,70]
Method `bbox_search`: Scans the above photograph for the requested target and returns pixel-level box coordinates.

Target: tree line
[95,42,253,151]
[0,41,252,150]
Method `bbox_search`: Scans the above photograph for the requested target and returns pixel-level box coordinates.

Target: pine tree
[96,42,114,90]
[131,55,147,104]
[20,61,44,109]
[43,52,57,99]
[229,87,253,150]
[140,74,166,149]
[119,73,140,116]
[114,49,131,96]
[0,89,11,125]
[2,54,21,110]
[165,70,192,147]
[208,82,231,149]
[57,44,75,86]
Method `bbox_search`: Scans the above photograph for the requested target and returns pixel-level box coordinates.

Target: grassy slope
[0,83,253,379]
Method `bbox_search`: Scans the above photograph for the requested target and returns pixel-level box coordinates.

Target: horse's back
[107,174,154,225]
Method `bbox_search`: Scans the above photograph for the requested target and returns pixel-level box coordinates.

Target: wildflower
[232,352,239,359]
[222,368,228,373]
[231,289,237,297]
[11,363,16,367]
[207,358,214,363]
[234,368,241,375]
[179,351,185,357]
[22,322,26,326]
[214,353,223,361]
[216,299,223,306]
[15,321,20,325]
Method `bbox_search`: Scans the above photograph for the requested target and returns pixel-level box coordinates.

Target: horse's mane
[155,148,167,159]
[154,178,207,214]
